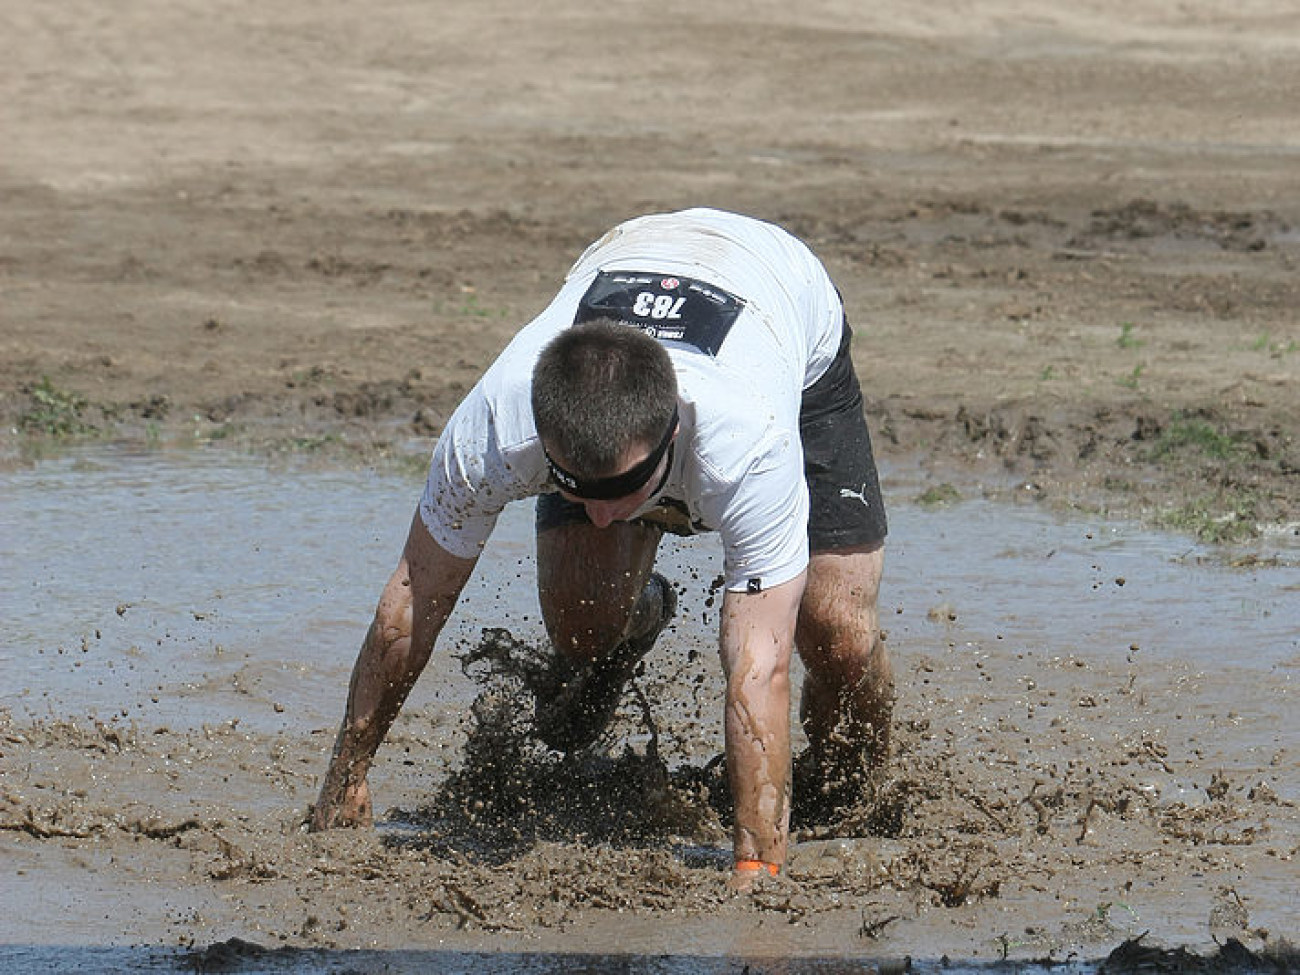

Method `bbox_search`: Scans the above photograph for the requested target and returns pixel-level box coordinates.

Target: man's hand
[309,775,372,831]
[728,868,758,894]
[727,860,780,893]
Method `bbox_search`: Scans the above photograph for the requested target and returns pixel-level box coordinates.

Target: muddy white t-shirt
[419,208,844,592]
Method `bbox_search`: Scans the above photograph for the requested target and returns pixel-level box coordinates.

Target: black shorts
[536,318,887,553]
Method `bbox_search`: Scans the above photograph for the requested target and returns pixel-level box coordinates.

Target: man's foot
[534,573,677,752]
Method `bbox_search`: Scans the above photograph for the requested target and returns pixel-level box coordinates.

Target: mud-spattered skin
[2,0,1297,962]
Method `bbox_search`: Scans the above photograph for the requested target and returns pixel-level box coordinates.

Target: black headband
[545,407,678,501]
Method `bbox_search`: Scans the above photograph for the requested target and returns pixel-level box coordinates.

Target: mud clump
[1101,934,1300,974]
[1075,199,1288,252]
[185,937,297,972]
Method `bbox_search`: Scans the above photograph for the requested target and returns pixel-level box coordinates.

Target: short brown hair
[531,319,678,476]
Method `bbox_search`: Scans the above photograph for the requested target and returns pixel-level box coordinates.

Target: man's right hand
[306,513,477,834]
[309,776,373,831]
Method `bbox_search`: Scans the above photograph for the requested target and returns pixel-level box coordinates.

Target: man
[309,208,891,888]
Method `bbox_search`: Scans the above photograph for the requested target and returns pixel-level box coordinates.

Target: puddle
[4,446,1295,732]
[0,944,1040,975]
[2,446,1297,973]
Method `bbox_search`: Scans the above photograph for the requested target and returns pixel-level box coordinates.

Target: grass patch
[916,483,961,506]
[1150,415,1251,462]
[284,433,344,453]
[389,451,433,481]
[435,290,509,320]
[1116,322,1143,350]
[1116,364,1144,389]
[202,422,237,441]
[18,377,97,438]
[1101,475,1137,493]
[1250,332,1297,357]
[1156,492,1260,544]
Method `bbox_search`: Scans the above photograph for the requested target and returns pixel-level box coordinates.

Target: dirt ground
[2,0,1298,968]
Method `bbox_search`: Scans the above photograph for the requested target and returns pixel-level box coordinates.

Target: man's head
[532,319,678,506]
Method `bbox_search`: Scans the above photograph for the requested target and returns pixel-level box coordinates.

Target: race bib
[574,270,745,356]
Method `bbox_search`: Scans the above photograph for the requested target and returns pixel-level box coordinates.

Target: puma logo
[839,484,872,507]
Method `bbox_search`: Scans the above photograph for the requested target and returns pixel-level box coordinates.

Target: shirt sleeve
[418,383,543,559]
[713,430,810,593]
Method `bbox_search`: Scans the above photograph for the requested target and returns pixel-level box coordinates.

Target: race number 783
[633,291,686,320]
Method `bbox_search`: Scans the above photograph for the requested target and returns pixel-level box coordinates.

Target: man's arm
[718,570,806,886]
[310,510,478,831]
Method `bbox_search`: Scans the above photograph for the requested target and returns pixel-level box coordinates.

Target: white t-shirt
[419,208,845,592]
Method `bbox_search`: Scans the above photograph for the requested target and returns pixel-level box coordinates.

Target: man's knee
[543,606,631,663]
[797,603,880,673]
[536,520,661,664]
[799,545,882,645]
[537,568,645,664]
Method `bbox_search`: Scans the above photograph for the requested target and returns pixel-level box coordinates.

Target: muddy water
[5,446,1295,733]
[2,446,1297,974]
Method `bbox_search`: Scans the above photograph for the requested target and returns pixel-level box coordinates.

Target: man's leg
[792,309,889,813]
[794,541,891,801]
[533,515,671,750]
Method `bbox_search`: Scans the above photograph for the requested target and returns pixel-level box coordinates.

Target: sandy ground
[2,0,1298,968]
